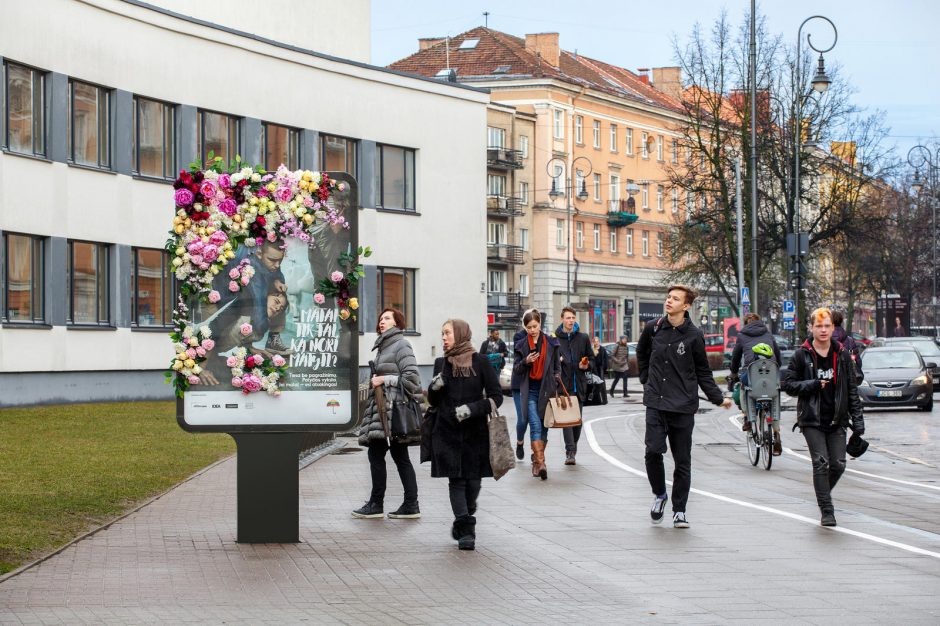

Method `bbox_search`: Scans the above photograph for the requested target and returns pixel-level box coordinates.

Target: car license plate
[877,390,903,398]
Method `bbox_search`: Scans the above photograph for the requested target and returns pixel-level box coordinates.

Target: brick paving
[1,398,939,624]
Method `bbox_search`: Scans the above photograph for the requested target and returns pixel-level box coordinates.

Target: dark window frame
[2,231,45,324]
[67,78,112,169]
[320,133,358,178]
[130,247,175,329]
[196,108,241,168]
[3,60,47,157]
[261,121,300,171]
[375,143,416,212]
[376,266,416,331]
[132,95,177,181]
[67,239,111,327]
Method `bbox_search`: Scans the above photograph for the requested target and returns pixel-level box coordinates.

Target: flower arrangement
[164,153,362,398]
[314,246,372,321]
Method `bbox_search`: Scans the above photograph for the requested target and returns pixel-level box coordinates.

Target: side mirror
[926,361,937,369]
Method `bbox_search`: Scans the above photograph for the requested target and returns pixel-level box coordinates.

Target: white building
[0,0,488,406]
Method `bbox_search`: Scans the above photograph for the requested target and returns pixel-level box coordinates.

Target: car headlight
[911,375,929,386]
[858,380,870,388]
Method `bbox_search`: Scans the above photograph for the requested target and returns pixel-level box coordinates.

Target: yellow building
[391,28,688,340]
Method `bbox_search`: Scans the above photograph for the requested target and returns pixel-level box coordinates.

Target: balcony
[607,198,639,227]
[487,243,525,265]
[487,292,529,322]
[486,194,524,217]
[487,147,523,170]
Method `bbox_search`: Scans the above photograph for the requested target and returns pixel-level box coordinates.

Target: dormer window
[459,38,479,50]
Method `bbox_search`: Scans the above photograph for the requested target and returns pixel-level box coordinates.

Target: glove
[384,374,399,387]
[429,374,444,391]
[455,404,471,421]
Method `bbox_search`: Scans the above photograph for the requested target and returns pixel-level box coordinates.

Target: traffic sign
[783,300,795,313]
[782,320,795,330]
[741,287,750,306]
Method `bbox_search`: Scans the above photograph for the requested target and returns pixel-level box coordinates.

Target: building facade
[0,0,488,406]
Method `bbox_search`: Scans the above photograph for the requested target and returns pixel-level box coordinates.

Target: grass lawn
[0,401,234,575]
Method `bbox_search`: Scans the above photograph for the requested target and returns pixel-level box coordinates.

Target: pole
[748,0,759,314]
[735,157,745,315]
[566,173,571,302]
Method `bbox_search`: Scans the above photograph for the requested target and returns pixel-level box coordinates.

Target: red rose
[255,216,266,227]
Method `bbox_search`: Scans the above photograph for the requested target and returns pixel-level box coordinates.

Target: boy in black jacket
[637,285,732,528]
[555,306,594,465]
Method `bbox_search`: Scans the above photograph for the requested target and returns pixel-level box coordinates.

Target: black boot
[454,515,476,550]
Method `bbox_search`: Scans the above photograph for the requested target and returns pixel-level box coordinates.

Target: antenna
[483,11,489,27]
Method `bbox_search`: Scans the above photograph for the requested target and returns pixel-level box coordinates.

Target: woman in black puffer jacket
[427,318,502,550]
[352,308,422,521]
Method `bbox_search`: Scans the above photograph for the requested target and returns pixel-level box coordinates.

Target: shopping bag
[544,376,582,428]
[486,399,515,480]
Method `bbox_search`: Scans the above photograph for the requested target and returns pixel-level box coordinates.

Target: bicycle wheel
[745,413,760,466]
[759,407,773,470]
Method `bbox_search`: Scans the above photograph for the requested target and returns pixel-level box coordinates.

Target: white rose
[250,173,261,182]
[199,326,212,338]
[172,257,183,267]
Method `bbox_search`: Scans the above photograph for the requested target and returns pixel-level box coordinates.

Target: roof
[388,27,682,113]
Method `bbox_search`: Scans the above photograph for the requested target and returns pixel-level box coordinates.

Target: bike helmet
[751,342,774,358]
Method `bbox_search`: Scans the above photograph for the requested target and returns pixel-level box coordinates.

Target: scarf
[445,318,475,377]
[527,332,546,381]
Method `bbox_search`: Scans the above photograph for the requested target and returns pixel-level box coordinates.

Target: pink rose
[266,231,277,242]
[275,187,294,203]
[201,339,215,351]
[226,356,238,368]
[200,180,217,198]
[229,268,240,279]
[187,375,201,385]
[208,290,221,303]
[240,323,253,336]
[190,254,203,266]
[218,198,238,216]
[330,271,344,283]
[272,355,286,367]
[187,240,204,253]
[175,188,194,206]
[240,274,250,286]
[218,174,232,189]
[302,196,314,207]
[228,281,240,292]
[186,348,197,359]
[241,374,262,393]
[313,293,326,305]
[202,245,219,262]
[231,376,243,388]
[209,231,228,246]
[195,347,207,358]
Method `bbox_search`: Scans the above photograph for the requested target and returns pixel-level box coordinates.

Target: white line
[726,414,940,493]
[584,415,940,560]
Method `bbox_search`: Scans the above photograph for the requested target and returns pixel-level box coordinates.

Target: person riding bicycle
[729,313,782,452]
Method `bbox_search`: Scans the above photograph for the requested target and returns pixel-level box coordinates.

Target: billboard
[876,295,910,338]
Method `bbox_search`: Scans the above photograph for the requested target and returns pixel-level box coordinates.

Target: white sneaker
[650,494,668,524]
[673,512,689,529]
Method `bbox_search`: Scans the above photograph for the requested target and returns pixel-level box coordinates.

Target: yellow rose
[249,197,258,205]
[184,218,192,227]
[226,249,235,259]
[172,360,184,371]
[173,216,182,226]
[348,298,359,310]
[210,265,220,275]
[206,227,216,235]
[299,180,308,190]
[266,182,277,192]
[184,358,196,369]
[259,207,267,215]
[175,247,185,256]
[303,214,314,225]
[174,224,185,234]
[188,337,199,347]
[339,309,351,320]
[233,215,242,223]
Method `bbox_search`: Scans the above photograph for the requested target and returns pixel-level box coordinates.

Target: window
[687,191,695,219]
[519,228,529,251]
[375,144,416,211]
[576,222,584,249]
[672,188,679,213]
[625,128,633,155]
[132,96,175,179]
[487,222,506,244]
[488,270,506,294]
[376,267,415,330]
[321,135,357,176]
[551,163,563,197]
[556,219,565,247]
[487,174,506,196]
[487,126,505,148]
[518,274,529,297]
[642,184,649,210]
[519,181,529,205]
[657,135,664,161]
[589,298,617,343]
[574,116,583,144]
[593,224,601,251]
[610,174,621,203]
[262,122,299,171]
[67,240,110,326]
[641,132,649,159]
[671,138,679,164]
[131,248,173,327]
[2,233,44,323]
[609,124,618,152]
[68,80,110,168]
[656,232,664,257]
[626,229,634,255]
[610,229,617,253]
[592,120,601,148]
[198,109,239,168]
[575,171,585,198]
[3,61,45,156]
[459,38,479,50]
[593,173,601,200]
[657,185,664,211]
[553,109,564,139]
[642,231,649,257]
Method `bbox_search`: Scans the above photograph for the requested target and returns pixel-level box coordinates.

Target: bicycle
[739,345,780,470]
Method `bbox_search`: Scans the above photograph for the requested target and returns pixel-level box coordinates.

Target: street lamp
[790,15,837,343]
[908,145,939,337]
[547,156,593,301]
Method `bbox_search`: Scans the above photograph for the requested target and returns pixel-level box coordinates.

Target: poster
[876,295,910,338]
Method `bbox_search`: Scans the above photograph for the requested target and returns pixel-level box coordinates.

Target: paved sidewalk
[1,398,938,624]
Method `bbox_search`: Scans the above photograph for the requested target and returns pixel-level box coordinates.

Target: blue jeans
[513,388,544,443]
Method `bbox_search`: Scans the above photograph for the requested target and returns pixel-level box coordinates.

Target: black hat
[847,432,869,458]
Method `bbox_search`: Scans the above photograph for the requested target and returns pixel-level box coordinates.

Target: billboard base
[233,433,302,543]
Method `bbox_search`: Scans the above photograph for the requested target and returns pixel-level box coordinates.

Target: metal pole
[749,0,759,314]
[566,173,571,302]
[735,157,745,315]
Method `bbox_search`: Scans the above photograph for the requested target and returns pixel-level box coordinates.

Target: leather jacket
[781,339,864,432]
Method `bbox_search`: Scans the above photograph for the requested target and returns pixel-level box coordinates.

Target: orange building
[391,28,688,340]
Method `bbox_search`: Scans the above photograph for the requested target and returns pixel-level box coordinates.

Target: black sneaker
[264,332,292,355]
[673,512,690,529]
[565,451,576,466]
[387,502,421,519]
[515,442,524,461]
[351,501,383,519]
[821,510,837,527]
[650,493,668,524]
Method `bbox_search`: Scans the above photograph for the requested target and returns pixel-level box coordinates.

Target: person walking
[591,336,609,380]
[637,285,733,529]
[608,336,631,398]
[513,309,561,480]
[353,308,422,520]
[510,323,529,461]
[781,307,864,527]
[554,306,594,465]
[427,319,503,550]
[480,328,509,373]
[729,313,783,454]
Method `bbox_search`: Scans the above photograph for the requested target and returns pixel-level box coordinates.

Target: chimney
[418,37,446,51]
[525,33,560,67]
[651,66,683,100]
[636,68,650,85]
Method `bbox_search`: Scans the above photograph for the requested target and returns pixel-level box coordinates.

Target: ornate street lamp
[546,155,593,300]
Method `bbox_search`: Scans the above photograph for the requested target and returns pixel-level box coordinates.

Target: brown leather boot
[530,441,540,477]
[532,440,548,480]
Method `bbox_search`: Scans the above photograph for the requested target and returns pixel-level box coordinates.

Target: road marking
[585,415,940,560]
[726,414,940,492]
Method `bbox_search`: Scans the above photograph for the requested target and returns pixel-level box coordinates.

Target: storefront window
[589,298,617,343]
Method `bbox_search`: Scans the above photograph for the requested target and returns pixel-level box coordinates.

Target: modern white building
[0,0,488,406]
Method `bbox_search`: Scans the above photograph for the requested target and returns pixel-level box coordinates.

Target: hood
[513,328,527,343]
[555,322,581,337]
[741,321,770,337]
[800,339,843,354]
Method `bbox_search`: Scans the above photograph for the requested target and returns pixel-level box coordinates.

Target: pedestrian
[608,335,631,398]
[512,309,561,480]
[729,312,783,454]
[554,306,594,465]
[480,328,509,373]
[591,336,609,380]
[830,310,863,383]
[781,307,864,527]
[637,285,733,529]
[510,322,529,461]
[427,319,503,550]
[352,308,422,520]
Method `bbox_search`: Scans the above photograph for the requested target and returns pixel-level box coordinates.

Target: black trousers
[609,371,629,396]
[644,408,694,513]
[367,440,418,505]
[802,425,847,512]
[448,477,482,518]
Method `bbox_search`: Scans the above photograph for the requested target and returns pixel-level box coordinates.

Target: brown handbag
[544,376,582,428]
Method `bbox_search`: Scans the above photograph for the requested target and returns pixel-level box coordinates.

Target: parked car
[878,337,940,388]
[851,331,873,347]
[858,347,934,411]
[499,355,513,396]
[603,342,639,376]
[773,334,793,350]
[778,349,795,381]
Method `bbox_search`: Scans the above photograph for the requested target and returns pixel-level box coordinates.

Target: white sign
[782,320,795,330]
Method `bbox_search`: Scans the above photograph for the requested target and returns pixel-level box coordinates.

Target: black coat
[636,313,724,413]
[592,345,609,378]
[509,328,528,391]
[427,353,503,479]
[554,324,594,401]
[781,340,864,432]
[513,332,561,428]
[729,320,781,376]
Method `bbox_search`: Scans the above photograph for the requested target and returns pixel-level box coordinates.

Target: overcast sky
[372,0,939,166]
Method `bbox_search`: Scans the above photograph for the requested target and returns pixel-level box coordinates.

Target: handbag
[486,398,515,480]
[390,383,422,446]
[583,372,608,407]
[419,405,436,463]
[544,376,582,428]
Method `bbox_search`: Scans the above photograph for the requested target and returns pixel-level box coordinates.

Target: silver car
[858,347,934,411]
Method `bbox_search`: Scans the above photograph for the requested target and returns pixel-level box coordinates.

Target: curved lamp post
[547,155,593,300]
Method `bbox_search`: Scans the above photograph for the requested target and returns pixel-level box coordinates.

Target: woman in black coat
[427,318,502,551]
[513,308,560,480]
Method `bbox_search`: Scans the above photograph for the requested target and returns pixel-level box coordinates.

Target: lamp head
[549,179,562,200]
[912,171,924,195]
[811,54,831,94]
[577,180,589,200]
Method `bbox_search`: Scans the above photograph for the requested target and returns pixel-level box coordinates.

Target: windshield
[863,351,922,370]
[890,340,940,357]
